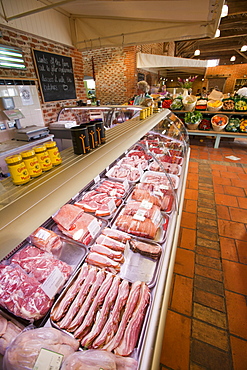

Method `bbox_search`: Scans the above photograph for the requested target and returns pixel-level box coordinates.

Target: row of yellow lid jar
[5,141,62,185]
[139,106,154,120]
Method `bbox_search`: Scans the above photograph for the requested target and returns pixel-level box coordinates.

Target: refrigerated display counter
[0,109,190,370]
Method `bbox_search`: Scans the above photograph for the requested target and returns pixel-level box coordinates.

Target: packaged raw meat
[118,155,148,170]
[101,228,131,243]
[51,266,150,357]
[140,170,179,190]
[29,227,62,255]
[122,201,162,226]
[75,191,121,218]
[53,204,104,245]
[0,312,24,355]
[149,160,181,175]
[10,245,72,284]
[133,183,174,213]
[115,214,159,240]
[106,164,141,183]
[129,239,162,260]
[93,179,128,198]
[61,349,138,369]
[3,327,79,370]
[0,264,53,321]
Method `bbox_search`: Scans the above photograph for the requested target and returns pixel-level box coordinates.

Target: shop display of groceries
[0,130,186,366]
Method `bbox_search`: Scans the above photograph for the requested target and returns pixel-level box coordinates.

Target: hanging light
[230,55,236,62]
[221,4,228,18]
[194,49,200,56]
[240,45,247,52]
[215,29,220,38]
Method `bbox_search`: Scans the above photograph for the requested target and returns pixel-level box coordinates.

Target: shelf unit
[0,109,190,370]
[174,110,247,148]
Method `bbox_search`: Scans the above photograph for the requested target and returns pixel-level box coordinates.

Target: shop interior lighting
[214,29,220,38]
[230,55,236,62]
[194,49,200,56]
[0,45,26,69]
[240,45,247,52]
[221,4,228,18]
[206,59,219,67]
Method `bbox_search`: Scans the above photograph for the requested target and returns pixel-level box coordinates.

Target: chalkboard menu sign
[33,49,76,102]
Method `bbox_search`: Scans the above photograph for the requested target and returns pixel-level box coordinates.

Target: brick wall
[206,65,247,94]
[0,25,87,126]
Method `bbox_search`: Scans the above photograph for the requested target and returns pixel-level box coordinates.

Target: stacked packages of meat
[51,264,150,357]
[74,179,127,217]
[29,226,62,255]
[133,182,174,213]
[86,228,130,273]
[52,204,103,245]
[107,164,141,182]
[3,327,79,370]
[149,160,181,175]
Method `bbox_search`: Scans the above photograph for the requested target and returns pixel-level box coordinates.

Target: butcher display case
[0,109,190,369]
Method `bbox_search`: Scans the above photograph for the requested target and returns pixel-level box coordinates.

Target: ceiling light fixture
[240,45,247,52]
[230,55,236,62]
[215,29,220,38]
[221,4,228,18]
[194,49,200,56]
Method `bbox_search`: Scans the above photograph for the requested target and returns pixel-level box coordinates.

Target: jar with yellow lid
[45,141,62,166]
[34,145,53,171]
[5,154,30,185]
[21,149,42,178]
[139,109,146,120]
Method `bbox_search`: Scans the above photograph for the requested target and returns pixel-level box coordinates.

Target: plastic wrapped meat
[122,201,162,225]
[53,204,102,244]
[75,191,121,217]
[149,161,181,175]
[11,245,72,284]
[61,349,138,369]
[94,180,126,197]
[0,314,23,355]
[29,227,62,255]
[3,327,79,370]
[115,214,159,239]
[0,264,53,320]
[134,183,174,212]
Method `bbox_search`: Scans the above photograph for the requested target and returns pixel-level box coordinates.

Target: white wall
[0,0,72,46]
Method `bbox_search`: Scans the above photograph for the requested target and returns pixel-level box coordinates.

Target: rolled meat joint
[3,327,79,370]
[61,349,138,370]
[29,226,62,255]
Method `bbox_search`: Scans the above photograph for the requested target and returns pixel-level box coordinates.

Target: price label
[35,228,50,241]
[94,175,100,184]
[33,348,63,370]
[108,198,116,213]
[41,267,65,299]
[159,184,170,190]
[88,218,101,238]
[123,179,129,191]
[141,199,153,209]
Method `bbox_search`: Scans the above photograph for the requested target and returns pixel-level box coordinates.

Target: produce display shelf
[0,109,190,370]
[186,129,247,148]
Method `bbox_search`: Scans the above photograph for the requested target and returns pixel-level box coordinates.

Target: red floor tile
[220,237,238,262]
[229,207,247,223]
[230,177,247,189]
[170,274,193,316]
[216,205,230,220]
[215,193,238,207]
[212,176,232,186]
[184,188,198,201]
[225,290,247,339]
[160,310,191,370]
[223,185,246,197]
[218,219,247,241]
[236,240,247,264]
[237,197,247,209]
[222,260,247,295]
[180,228,196,250]
[184,199,198,213]
[174,247,195,278]
[181,211,197,229]
[230,336,247,370]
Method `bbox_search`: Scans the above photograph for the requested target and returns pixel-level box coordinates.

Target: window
[0,45,26,69]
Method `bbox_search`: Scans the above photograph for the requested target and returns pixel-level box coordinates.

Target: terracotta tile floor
[160,136,247,370]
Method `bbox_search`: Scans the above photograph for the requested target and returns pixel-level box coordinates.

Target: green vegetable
[184,111,203,124]
[171,98,183,110]
[225,117,240,132]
